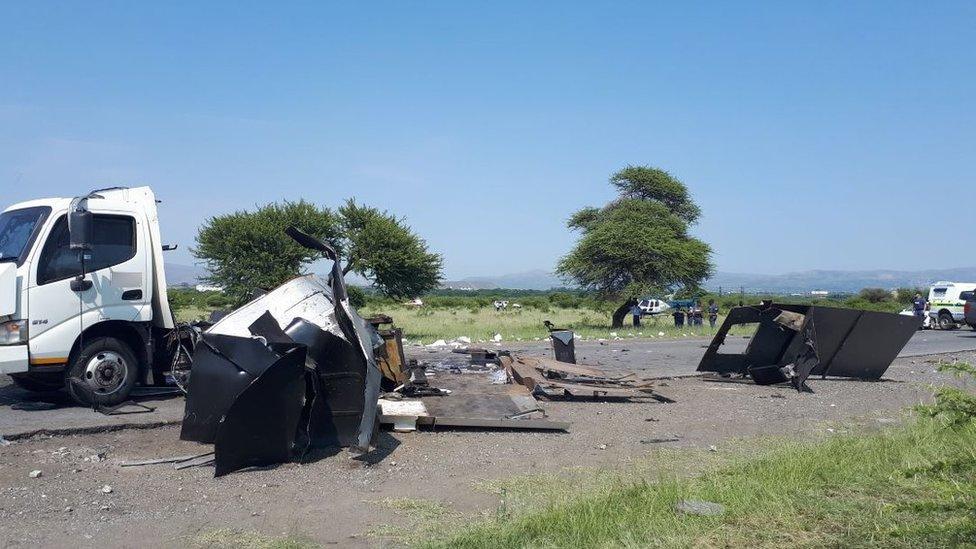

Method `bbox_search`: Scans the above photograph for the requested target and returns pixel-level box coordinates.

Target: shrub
[916,361,976,427]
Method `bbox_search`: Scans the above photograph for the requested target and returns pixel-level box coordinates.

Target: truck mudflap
[697,302,919,391]
[0,344,29,375]
[180,227,383,476]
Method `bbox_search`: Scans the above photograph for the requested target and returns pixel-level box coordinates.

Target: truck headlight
[0,320,28,345]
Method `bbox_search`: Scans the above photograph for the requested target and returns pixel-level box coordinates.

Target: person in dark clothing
[630,302,642,327]
[708,299,719,328]
[673,308,685,327]
[912,293,927,321]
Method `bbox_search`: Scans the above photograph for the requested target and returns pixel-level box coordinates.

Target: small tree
[194,201,341,304]
[858,287,892,304]
[338,199,443,298]
[194,199,443,305]
[557,165,713,328]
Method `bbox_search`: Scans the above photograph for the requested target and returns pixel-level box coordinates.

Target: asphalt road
[2,328,974,439]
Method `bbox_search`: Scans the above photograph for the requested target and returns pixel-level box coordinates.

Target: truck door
[26,213,149,364]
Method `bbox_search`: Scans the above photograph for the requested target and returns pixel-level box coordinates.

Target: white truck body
[928,281,976,328]
[0,187,173,399]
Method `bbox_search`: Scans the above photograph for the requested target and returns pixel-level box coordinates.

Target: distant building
[810,290,829,298]
[195,284,224,292]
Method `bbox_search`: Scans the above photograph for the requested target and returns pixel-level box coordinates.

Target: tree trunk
[611,300,632,329]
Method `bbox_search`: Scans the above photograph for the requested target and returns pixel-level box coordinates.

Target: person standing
[708,299,719,328]
[912,292,927,322]
[672,307,684,327]
[630,301,642,328]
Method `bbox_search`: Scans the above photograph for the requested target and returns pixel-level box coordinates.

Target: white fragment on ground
[426,339,447,348]
[455,336,471,344]
[658,331,665,336]
[675,500,725,516]
[29,470,42,478]
[708,445,718,452]
[492,333,502,342]
[101,485,113,494]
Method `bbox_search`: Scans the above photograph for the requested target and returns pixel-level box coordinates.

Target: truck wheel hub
[84,352,127,394]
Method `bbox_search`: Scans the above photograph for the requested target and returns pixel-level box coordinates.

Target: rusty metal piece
[501,354,673,402]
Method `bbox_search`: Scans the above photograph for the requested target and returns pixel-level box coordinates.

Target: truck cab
[0,187,174,404]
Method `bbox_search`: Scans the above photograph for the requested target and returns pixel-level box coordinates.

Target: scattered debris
[11,401,58,411]
[100,485,113,494]
[120,453,212,467]
[640,437,680,444]
[675,499,725,516]
[501,354,674,402]
[28,470,42,478]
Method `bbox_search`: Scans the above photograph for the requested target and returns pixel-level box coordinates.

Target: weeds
[917,361,976,427]
[429,419,976,548]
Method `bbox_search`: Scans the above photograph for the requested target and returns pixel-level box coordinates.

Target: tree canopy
[557,165,713,327]
[194,199,442,304]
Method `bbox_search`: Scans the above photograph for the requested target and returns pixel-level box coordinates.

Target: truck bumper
[0,345,29,375]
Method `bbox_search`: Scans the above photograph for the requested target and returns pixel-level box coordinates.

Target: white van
[928,281,976,329]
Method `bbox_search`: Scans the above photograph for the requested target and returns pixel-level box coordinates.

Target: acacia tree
[194,199,443,305]
[556,165,714,328]
[338,199,443,299]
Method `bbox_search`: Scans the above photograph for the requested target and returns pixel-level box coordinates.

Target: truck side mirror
[69,209,93,251]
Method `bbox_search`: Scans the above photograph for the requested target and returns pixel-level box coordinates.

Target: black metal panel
[550,330,577,364]
[284,318,366,448]
[823,310,919,379]
[180,334,282,444]
[213,347,307,477]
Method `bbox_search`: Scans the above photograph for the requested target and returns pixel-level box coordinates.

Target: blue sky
[1,2,973,279]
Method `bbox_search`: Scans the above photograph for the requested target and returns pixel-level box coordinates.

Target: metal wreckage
[179,227,383,476]
[170,231,918,477]
[697,301,918,392]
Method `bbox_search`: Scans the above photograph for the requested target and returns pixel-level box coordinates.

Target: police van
[928,281,976,330]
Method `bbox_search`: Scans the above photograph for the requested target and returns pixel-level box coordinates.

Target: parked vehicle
[927,281,976,330]
[899,307,931,329]
[0,187,181,405]
[965,296,976,330]
[637,298,670,315]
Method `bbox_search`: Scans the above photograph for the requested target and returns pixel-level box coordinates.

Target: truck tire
[938,312,956,330]
[66,337,139,406]
[10,373,64,393]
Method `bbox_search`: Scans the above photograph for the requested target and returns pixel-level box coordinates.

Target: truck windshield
[0,206,51,264]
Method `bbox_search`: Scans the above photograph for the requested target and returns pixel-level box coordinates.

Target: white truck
[0,186,178,405]
[928,281,976,330]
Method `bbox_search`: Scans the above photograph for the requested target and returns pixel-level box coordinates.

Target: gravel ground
[1,347,973,548]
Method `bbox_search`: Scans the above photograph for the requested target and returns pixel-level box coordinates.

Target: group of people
[629,299,720,328]
[671,300,719,328]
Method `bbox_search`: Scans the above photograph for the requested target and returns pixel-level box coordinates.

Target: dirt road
[1,343,972,548]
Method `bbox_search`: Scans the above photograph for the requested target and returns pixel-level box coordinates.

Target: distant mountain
[705,267,976,294]
[164,262,207,286]
[441,269,566,290]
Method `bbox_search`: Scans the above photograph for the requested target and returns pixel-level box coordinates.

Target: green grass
[429,419,976,548]
[358,304,728,343]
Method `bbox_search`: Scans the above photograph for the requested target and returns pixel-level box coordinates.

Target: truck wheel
[10,373,64,393]
[66,337,139,406]
[938,312,956,330]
